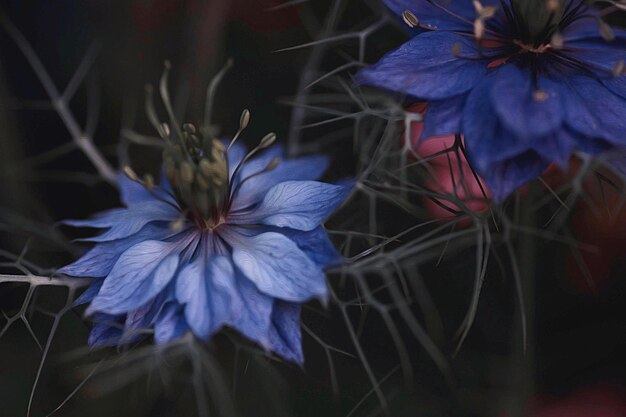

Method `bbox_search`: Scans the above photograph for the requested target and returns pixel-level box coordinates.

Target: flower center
[124,62,280,232]
[162,122,230,227]
[513,39,551,54]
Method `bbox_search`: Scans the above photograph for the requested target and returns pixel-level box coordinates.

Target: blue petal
[560,13,597,41]
[355,31,489,100]
[88,313,123,347]
[66,201,181,243]
[74,278,104,306]
[224,230,328,302]
[87,240,182,315]
[122,290,170,343]
[176,255,236,339]
[530,128,578,169]
[63,208,126,228]
[268,301,304,365]
[462,76,530,173]
[220,225,341,269]
[421,95,466,139]
[563,76,626,146]
[231,151,330,211]
[231,181,352,231]
[59,223,177,278]
[563,37,626,79]
[481,152,550,203]
[490,65,564,140]
[154,302,189,344]
[562,14,626,42]
[227,142,248,179]
[118,172,175,207]
[230,270,274,348]
[279,226,342,268]
[564,37,626,99]
[87,203,181,242]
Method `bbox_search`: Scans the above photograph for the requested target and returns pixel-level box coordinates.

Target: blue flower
[60,137,352,365]
[357,0,626,201]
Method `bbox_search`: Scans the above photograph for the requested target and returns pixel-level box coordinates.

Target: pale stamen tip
[533,90,549,102]
[402,10,419,28]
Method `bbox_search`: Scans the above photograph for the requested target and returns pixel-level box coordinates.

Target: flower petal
[122,290,170,343]
[154,302,189,344]
[462,77,530,173]
[481,151,550,202]
[530,128,592,169]
[563,76,626,146]
[74,278,104,306]
[355,31,489,100]
[227,142,248,179]
[225,230,327,302]
[231,152,330,211]
[63,208,126,228]
[59,223,177,277]
[278,226,342,268]
[421,95,466,139]
[88,313,123,347]
[118,171,176,207]
[87,240,181,315]
[68,201,181,243]
[231,181,352,231]
[230,270,274,347]
[490,65,563,140]
[562,14,626,42]
[268,301,303,365]
[176,255,236,339]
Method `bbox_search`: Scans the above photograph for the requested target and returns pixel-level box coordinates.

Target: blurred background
[1,1,626,416]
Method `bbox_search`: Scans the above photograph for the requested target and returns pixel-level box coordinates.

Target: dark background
[1,1,625,416]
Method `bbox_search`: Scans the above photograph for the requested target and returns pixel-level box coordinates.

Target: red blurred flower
[529,385,626,417]
[565,165,626,295]
[406,103,491,223]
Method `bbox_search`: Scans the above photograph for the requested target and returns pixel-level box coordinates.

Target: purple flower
[60,132,352,364]
[357,0,626,201]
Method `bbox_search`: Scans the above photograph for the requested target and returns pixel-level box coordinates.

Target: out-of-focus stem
[508,188,537,417]
[0,11,117,185]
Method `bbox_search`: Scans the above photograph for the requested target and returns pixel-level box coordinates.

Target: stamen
[229,156,281,208]
[598,18,615,42]
[547,0,560,12]
[159,61,184,141]
[402,10,419,28]
[123,166,139,181]
[195,172,210,191]
[145,85,170,142]
[550,32,564,49]
[204,58,233,128]
[259,132,277,149]
[514,39,551,53]
[424,0,488,34]
[180,162,194,184]
[533,90,549,102]
[473,1,497,40]
[169,217,186,232]
[613,60,625,77]
[123,164,180,210]
[143,174,155,191]
[226,109,251,152]
[228,132,278,204]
